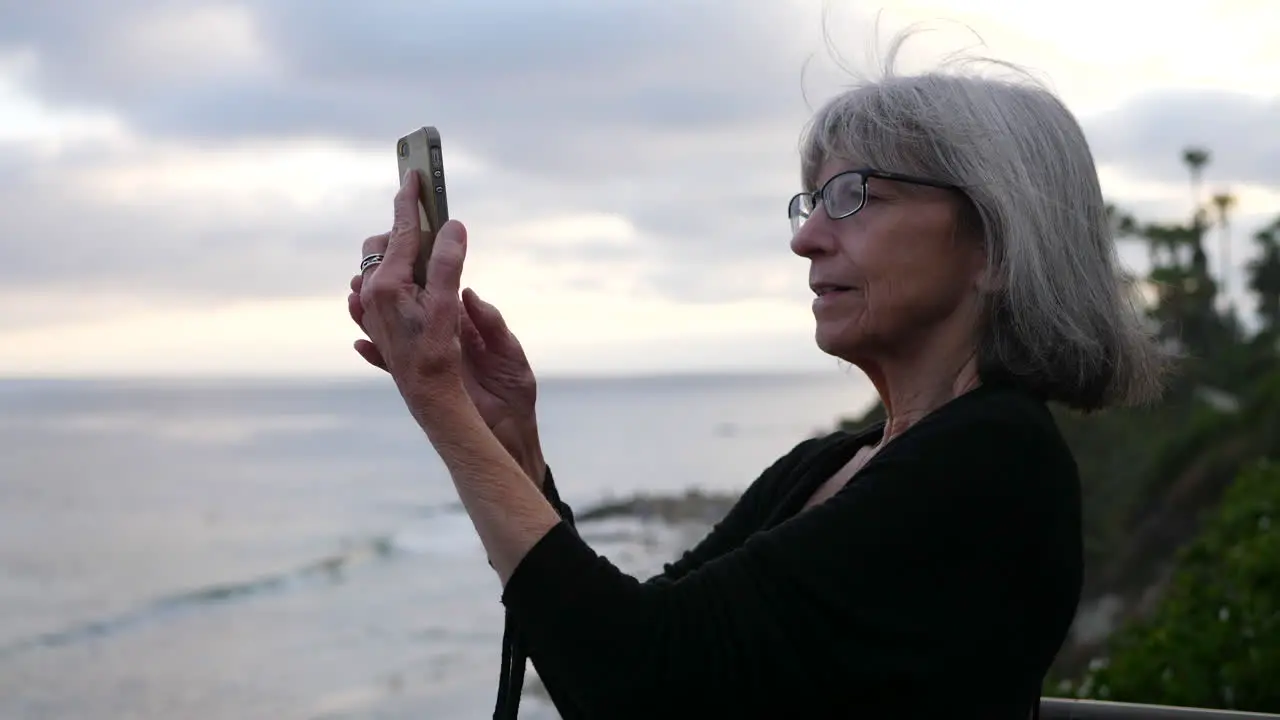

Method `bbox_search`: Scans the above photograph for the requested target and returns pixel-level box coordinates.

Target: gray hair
[799,31,1169,411]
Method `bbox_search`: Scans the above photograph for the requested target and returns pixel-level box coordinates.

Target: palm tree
[1178,148,1214,318]
[1211,191,1238,311]
[1182,147,1211,211]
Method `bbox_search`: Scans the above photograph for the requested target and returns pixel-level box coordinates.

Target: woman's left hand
[357,171,471,423]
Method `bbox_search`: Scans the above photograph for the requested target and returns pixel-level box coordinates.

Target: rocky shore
[574,489,739,525]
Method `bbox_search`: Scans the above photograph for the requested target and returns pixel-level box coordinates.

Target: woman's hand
[350,171,469,426]
[349,172,546,483]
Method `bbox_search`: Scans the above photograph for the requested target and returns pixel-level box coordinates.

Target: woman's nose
[789,211,834,258]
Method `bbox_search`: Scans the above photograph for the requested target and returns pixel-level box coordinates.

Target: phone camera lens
[398,141,409,158]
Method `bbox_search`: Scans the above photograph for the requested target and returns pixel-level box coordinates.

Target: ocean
[0,372,872,719]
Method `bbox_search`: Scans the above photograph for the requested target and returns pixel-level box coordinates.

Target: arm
[423,398,559,582]
[516,436,828,719]
[644,435,827,585]
[496,419,547,493]
[538,465,575,526]
[496,419,1064,717]
[504,429,832,579]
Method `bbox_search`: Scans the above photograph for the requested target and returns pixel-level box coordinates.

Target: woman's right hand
[349,265,546,486]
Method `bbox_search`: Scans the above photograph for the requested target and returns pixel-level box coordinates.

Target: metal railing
[1041,698,1280,719]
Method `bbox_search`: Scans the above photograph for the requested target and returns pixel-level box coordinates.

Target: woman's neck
[863,338,983,447]
[879,365,981,445]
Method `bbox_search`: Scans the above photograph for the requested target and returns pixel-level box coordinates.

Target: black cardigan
[492,382,1082,718]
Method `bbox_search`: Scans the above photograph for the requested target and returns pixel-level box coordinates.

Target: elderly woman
[347,54,1165,719]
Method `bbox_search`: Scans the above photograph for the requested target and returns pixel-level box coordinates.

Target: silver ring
[360,253,385,273]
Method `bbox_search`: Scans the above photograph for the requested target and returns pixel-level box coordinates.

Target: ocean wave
[0,533,403,660]
[0,490,729,661]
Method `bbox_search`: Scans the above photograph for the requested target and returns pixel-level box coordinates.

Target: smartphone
[396,126,449,286]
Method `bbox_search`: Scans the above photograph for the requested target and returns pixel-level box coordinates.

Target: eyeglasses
[787,168,957,234]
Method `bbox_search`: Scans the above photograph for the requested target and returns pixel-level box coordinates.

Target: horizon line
[0,367,865,384]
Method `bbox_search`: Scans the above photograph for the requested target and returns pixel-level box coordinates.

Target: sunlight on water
[31,411,348,445]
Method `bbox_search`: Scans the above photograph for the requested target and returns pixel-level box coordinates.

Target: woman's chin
[814,325,863,361]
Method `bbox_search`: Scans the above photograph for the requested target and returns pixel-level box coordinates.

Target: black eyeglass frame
[787,168,957,231]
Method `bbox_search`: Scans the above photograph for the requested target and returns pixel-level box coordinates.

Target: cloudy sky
[1,0,1277,378]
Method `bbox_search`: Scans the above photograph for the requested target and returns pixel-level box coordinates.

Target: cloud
[0,139,392,300]
[1082,90,1280,190]
[0,0,847,312]
[3,0,1277,323]
[1,1,818,173]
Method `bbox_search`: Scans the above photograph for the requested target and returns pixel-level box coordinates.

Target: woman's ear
[974,263,1004,295]
[955,201,991,293]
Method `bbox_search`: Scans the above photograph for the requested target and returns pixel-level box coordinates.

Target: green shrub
[1055,459,1280,711]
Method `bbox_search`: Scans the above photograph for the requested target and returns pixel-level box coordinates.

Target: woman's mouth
[811,283,854,297]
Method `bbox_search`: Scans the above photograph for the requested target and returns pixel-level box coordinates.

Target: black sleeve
[516,437,827,718]
[517,436,826,578]
[644,435,825,585]
[494,464,584,719]
[500,417,1065,718]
